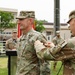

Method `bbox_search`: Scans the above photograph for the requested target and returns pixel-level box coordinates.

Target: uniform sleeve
[34,40,54,60]
[5,39,16,50]
[52,38,57,45]
[5,40,10,50]
[34,40,66,60]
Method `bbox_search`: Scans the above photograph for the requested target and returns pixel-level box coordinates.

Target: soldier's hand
[34,40,55,48]
[45,42,55,47]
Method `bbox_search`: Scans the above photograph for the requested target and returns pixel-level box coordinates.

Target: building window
[46,32,51,35]
[46,31,52,41]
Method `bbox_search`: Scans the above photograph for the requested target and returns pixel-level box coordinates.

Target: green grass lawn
[0,57,63,75]
[0,56,8,75]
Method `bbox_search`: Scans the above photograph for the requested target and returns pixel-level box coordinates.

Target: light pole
[54,0,60,37]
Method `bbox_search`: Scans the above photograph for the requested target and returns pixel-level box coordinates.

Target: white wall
[60,30,71,40]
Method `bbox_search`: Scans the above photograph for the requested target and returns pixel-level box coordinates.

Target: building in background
[43,22,70,41]
[0,7,71,41]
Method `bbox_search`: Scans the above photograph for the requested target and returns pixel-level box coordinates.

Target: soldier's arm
[5,40,15,50]
[5,41,10,50]
[34,40,66,60]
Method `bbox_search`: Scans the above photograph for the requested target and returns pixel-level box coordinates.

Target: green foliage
[7,23,17,28]
[35,20,46,32]
[0,68,8,75]
[0,57,8,75]
[0,11,16,30]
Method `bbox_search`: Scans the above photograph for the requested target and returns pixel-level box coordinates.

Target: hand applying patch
[44,42,55,47]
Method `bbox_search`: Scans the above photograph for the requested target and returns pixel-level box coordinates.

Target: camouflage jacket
[16,29,50,75]
[6,38,18,50]
[66,37,75,70]
[34,36,75,75]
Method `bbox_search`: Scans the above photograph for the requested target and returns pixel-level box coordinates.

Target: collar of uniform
[20,35,26,41]
[20,28,35,41]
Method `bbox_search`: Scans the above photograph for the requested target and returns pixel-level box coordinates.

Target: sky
[0,0,75,23]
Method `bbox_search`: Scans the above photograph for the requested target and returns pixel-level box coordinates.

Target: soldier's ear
[29,18,34,25]
[74,18,75,22]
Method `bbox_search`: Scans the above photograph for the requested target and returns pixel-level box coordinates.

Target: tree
[35,19,46,32]
[0,11,17,32]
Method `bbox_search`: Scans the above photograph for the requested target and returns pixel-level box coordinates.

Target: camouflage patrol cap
[16,11,35,19]
[56,31,60,34]
[12,29,17,33]
[67,10,75,23]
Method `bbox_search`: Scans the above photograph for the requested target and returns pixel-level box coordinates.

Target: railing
[0,41,6,55]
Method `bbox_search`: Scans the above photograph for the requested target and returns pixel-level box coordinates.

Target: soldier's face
[12,32,17,37]
[57,34,60,37]
[69,18,75,36]
[17,18,29,30]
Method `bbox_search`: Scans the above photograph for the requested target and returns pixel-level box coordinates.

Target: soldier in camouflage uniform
[52,31,64,46]
[63,10,75,75]
[16,10,66,75]
[34,10,75,75]
[52,31,64,70]
[6,29,18,75]
[35,9,75,75]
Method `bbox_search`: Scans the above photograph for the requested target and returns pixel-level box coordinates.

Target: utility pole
[54,0,60,36]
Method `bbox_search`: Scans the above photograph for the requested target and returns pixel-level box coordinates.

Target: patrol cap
[67,10,75,23]
[56,31,60,34]
[16,11,35,19]
[12,29,17,33]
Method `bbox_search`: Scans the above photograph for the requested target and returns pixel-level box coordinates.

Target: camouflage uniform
[62,37,75,75]
[16,29,51,75]
[39,60,50,75]
[16,11,51,75]
[34,28,75,75]
[63,10,75,75]
[34,36,75,75]
[6,31,18,75]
